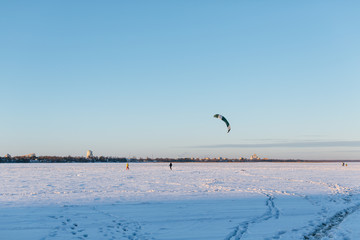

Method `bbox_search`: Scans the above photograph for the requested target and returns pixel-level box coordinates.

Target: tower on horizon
[86,150,93,159]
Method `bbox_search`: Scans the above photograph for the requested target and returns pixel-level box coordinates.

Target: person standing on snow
[169,162,173,170]
[126,163,129,170]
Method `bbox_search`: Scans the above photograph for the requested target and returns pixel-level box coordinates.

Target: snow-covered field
[1,162,360,240]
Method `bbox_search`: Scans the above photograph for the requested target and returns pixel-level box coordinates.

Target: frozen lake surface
[1,162,360,240]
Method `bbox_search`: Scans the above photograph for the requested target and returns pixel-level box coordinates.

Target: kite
[213,114,231,133]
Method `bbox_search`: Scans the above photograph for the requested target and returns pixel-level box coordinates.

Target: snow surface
[1,162,360,240]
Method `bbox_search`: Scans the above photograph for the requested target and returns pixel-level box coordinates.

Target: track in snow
[225,194,279,240]
[43,205,149,240]
[303,203,360,240]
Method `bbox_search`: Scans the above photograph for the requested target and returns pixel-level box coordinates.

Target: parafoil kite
[213,114,231,133]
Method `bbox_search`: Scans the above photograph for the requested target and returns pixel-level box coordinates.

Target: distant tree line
[0,155,358,163]
[0,156,127,163]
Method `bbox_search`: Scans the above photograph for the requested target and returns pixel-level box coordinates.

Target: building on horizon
[86,150,93,158]
[250,154,260,160]
[23,153,36,158]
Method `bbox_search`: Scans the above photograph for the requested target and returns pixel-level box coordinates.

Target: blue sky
[1,1,359,159]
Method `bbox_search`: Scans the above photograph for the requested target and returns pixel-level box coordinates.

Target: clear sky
[1,1,359,160]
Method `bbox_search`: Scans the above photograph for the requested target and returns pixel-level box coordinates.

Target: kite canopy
[213,114,231,133]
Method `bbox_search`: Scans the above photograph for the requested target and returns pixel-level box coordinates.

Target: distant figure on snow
[169,162,173,170]
[342,162,345,166]
[126,163,129,170]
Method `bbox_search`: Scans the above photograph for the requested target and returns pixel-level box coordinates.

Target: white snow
[1,162,360,239]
